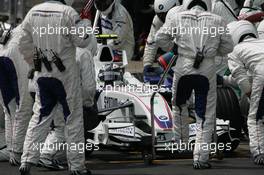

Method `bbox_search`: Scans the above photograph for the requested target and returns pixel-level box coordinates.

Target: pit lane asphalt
[0,143,263,175]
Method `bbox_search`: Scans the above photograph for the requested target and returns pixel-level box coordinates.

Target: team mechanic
[18,0,96,175]
[143,0,183,70]
[39,38,98,170]
[94,0,135,60]
[228,20,264,165]
[143,0,239,72]
[155,0,234,169]
[0,25,34,166]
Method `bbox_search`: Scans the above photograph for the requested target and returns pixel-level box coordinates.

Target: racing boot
[38,157,66,170]
[254,154,264,165]
[19,163,32,175]
[193,161,212,169]
[9,152,21,166]
[69,169,92,175]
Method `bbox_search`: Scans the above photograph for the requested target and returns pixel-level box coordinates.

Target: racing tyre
[216,87,242,152]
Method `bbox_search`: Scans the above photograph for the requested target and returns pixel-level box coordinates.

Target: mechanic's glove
[143,65,163,84]
[193,161,212,169]
[217,74,224,86]
[254,154,264,165]
[144,65,163,76]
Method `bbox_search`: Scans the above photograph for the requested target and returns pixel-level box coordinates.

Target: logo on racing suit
[101,18,113,30]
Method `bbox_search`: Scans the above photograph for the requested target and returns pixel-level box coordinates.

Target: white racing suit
[240,0,253,15]
[239,0,263,27]
[225,0,241,15]
[258,20,264,39]
[212,0,238,75]
[213,0,238,23]
[143,6,183,67]
[239,0,264,15]
[143,2,236,72]
[228,38,264,160]
[0,26,33,163]
[99,1,135,60]
[143,15,164,67]
[156,6,234,163]
[18,1,95,172]
[40,46,97,165]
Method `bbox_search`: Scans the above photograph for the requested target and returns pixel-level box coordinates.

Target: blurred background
[0,0,87,23]
[0,0,155,61]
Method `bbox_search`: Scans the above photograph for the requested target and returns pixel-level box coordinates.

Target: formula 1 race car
[86,35,241,165]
